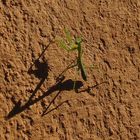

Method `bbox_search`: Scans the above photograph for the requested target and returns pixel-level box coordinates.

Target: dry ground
[0,0,140,140]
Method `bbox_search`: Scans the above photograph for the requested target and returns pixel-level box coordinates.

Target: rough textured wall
[0,0,140,140]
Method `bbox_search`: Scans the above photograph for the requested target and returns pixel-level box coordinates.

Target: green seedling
[57,29,87,82]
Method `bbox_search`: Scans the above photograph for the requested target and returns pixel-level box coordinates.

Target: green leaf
[69,43,78,51]
[64,28,73,45]
[58,39,68,51]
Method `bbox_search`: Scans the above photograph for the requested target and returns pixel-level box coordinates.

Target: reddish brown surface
[0,0,140,140]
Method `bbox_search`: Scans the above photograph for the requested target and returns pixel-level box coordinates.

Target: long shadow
[27,41,52,102]
[6,42,52,120]
[56,60,76,82]
[27,59,49,102]
[78,81,107,94]
[6,77,83,120]
[42,99,68,116]
[41,81,107,116]
[28,41,52,72]
[6,40,106,119]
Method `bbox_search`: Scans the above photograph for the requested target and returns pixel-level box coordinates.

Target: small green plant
[57,29,87,82]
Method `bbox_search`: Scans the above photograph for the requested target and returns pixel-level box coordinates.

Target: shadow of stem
[6,78,83,120]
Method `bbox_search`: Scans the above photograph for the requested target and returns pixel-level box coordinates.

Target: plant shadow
[41,81,107,116]
[6,40,106,120]
[6,77,83,120]
[6,42,52,120]
[28,59,49,79]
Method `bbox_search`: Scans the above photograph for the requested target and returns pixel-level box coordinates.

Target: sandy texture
[0,0,140,140]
